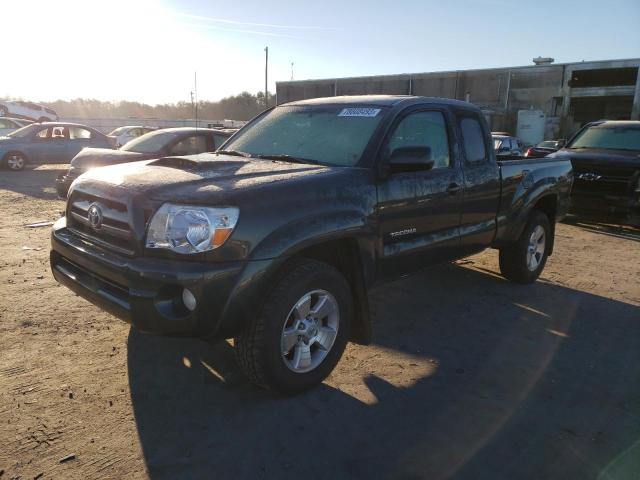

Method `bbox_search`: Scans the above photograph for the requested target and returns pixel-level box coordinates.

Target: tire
[234,259,353,394]
[499,210,551,284]
[0,106,7,117]
[3,152,27,171]
[38,117,50,123]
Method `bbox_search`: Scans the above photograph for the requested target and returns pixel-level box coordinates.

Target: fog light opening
[182,288,197,312]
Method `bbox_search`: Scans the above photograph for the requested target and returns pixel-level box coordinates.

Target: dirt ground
[1,164,639,480]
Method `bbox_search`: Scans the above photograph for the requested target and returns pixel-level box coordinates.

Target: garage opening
[570,96,634,126]
[568,67,638,88]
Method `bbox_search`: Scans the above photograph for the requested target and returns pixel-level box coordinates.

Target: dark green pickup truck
[50,95,573,393]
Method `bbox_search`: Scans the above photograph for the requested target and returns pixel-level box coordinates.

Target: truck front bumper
[570,192,640,224]
[50,219,268,337]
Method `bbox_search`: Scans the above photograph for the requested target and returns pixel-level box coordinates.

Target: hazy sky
[4,0,639,104]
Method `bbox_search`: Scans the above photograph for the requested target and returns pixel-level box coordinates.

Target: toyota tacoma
[50,95,573,393]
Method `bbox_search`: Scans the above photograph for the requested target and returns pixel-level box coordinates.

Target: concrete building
[276,58,640,140]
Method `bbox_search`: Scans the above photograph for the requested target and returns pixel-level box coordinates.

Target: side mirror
[389,146,433,172]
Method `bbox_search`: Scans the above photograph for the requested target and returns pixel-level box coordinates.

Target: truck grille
[572,164,636,196]
[67,191,136,255]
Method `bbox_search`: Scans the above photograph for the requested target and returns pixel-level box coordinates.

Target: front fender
[250,210,374,260]
[212,211,377,339]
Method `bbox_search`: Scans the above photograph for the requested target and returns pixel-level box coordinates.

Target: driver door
[376,109,464,279]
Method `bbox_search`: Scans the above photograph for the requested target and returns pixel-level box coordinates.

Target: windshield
[121,130,181,153]
[222,105,387,166]
[7,124,38,138]
[493,138,504,150]
[569,124,640,151]
[109,127,128,136]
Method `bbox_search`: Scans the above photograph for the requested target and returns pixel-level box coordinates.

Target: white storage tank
[517,110,546,145]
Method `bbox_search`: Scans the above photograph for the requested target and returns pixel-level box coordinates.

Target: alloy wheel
[7,154,25,170]
[526,225,546,271]
[281,289,339,373]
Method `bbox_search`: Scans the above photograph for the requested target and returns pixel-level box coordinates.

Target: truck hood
[71,147,152,170]
[73,153,341,202]
[550,148,640,169]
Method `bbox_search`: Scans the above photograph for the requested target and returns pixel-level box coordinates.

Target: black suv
[549,120,640,225]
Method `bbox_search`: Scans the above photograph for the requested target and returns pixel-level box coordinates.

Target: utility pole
[194,71,198,129]
[291,62,294,81]
[264,46,269,109]
[190,90,194,127]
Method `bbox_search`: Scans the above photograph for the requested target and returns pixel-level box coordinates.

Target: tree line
[32,91,277,121]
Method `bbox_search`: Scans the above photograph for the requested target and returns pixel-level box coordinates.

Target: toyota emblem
[87,203,103,230]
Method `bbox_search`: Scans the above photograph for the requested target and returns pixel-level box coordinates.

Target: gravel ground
[1,164,639,480]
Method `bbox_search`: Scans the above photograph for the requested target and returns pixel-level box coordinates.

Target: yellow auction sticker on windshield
[338,108,381,117]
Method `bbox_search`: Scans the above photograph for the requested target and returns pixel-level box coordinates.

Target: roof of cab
[283,94,480,110]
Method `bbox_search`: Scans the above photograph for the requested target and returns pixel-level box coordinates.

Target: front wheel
[234,259,352,394]
[4,152,27,171]
[499,210,551,284]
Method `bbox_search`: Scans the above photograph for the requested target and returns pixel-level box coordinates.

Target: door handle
[447,183,461,195]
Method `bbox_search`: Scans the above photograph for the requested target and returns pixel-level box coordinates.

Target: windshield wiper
[255,154,319,165]
[216,149,253,158]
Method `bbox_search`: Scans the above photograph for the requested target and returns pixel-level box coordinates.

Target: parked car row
[491,132,566,159]
[3,98,636,229]
[0,121,236,174]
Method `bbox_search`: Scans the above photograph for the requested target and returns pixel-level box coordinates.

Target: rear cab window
[458,114,489,163]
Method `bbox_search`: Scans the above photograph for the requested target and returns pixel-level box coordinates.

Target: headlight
[145,204,239,254]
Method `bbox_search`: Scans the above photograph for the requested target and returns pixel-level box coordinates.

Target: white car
[0,100,58,122]
[108,126,157,148]
[0,117,32,136]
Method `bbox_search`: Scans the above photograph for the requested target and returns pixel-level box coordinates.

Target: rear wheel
[499,210,550,284]
[234,259,352,394]
[0,106,8,117]
[3,152,27,171]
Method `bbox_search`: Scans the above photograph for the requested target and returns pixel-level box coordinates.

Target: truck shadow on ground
[0,165,66,201]
[127,262,640,480]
